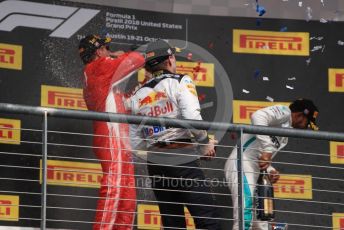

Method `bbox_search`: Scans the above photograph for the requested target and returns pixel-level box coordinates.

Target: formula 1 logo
[0,0,99,38]
[273,174,312,199]
[233,29,309,56]
[330,141,344,164]
[328,68,344,92]
[0,43,22,70]
[41,85,87,110]
[137,204,195,229]
[0,195,19,221]
[233,100,289,124]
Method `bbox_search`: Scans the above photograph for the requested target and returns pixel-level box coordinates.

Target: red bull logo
[139,91,168,108]
[146,102,174,117]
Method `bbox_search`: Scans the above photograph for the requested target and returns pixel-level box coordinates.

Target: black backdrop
[0,0,344,229]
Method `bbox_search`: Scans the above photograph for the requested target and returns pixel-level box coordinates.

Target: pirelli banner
[1,0,344,229]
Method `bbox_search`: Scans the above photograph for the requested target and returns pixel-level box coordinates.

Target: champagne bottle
[256,169,275,221]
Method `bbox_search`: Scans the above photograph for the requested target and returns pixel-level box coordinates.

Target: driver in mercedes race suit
[78,35,145,230]
[225,99,319,230]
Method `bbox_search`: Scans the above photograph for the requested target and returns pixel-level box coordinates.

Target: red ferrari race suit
[83,52,145,230]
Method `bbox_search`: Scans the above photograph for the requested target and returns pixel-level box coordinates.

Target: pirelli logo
[138,61,215,87]
[273,174,312,199]
[233,100,289,124]
[328,68,344,92]
[233,29,309,56]
[0,195,19,221]
[333,213,344,230]
[330,141,344,164]
[137,204,195,229]
[0,118,20,145]
[41,85,87,110]
[40,160,102,188]
[0,43,22,70]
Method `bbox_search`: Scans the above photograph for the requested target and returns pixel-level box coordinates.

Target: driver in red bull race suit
[129,39,221,229]
[78,35,145,230]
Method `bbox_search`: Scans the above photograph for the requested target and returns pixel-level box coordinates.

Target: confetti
[320,0,324,6]
[256,18,262,26]
[263,76,269,81]
[198,93,206,102]
[280,26,288,32]
[242,89,250,94]
[286,85,294,90]
[254,69,260,78]
[320,18,328,23]
[288,77,296,80]
[200,102,214,109]
[262,45,270,50]
[306,58,311,65]
[321,45,326,52]
[187,53,193,60]
[298,1,303,7]
[193,62,202,73]
[230,132,237,140]
[338,40,344,46]
[333,10,341,21]
[310,36,324,41]
[266,96,274,102]
[256,5,266,16]
[208,42,214,49]
[311,45,322,52]
[306,7,312,21]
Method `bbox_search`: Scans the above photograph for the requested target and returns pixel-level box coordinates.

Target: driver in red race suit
[78,35,145,230]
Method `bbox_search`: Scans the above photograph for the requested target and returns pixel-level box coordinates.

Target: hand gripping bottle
[256,169,275,221]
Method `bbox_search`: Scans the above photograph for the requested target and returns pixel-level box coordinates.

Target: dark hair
[144,58,169,73]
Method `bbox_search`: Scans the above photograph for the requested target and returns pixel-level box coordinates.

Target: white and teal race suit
[225,105,291,230]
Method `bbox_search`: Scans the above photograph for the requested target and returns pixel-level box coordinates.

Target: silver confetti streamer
[320,18,328,23]
[306,7,312,21]
[266,96,274,102]
[311,45,322,52]
[306,58,311,65]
